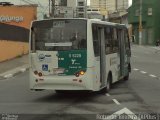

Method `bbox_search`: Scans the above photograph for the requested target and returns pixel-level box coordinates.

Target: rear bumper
[30,72,92,91]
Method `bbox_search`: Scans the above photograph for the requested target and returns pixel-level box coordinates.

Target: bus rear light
[75,70,85,77]
[38,72,43,77]
[79,70,85,75]
[35,79,38,82]
[75,73,79,77]
[34,71,38,75]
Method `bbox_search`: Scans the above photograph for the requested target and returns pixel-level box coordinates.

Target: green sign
[58,50,87,75]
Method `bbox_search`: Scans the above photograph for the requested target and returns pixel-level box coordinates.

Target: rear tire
[100,74,112,94]
[55,90,66,94]
[124,73,129,81]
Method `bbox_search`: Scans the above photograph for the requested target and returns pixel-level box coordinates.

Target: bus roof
[88,19,126,28]
[32,18,127,28]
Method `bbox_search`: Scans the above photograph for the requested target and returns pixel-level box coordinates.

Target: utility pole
[51,0,55,17]
[85,0,88,18]
[115,0,118,11]
[49,0,51,17]
[139,0,143,45]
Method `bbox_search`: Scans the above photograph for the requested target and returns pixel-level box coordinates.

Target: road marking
[133,68,139,71]
[149,74,157,78]
[4,74,13,78]
[112,99,121,105]
[105,107,141,120]
[106,93,110,97]
[140,71,147,74]
[20,68,26,72]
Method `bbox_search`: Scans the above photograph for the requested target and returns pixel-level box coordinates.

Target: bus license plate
[53,68,64,74]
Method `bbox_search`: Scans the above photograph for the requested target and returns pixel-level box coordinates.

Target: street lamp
[139,0,143,45]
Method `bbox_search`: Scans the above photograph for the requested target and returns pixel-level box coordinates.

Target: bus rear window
[31,19,87,51]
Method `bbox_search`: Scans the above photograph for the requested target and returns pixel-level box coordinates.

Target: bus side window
[105,27,113,54]
[112,28,119,52]
[92,25,100,57]
[124,30,130,50]
[125,29,131,56]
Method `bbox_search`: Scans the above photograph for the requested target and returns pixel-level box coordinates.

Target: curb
[0,66,29,80]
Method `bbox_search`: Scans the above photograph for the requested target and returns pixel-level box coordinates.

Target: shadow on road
[33,90,102,103]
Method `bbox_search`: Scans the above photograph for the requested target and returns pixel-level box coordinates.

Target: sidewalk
[0,55,29,80]
[132,44,160,53]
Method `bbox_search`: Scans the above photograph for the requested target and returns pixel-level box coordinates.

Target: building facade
[128,0,160,45]
[116,0,128,11]
[57,0,77,18]
[90,0,128,14]
[0,4,37,62]
[60,0,77,8]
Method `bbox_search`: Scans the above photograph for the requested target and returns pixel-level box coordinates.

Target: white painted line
[4,74,13,78]
[105,107,141,120]
[149,74,157,78]
[106,93,110,97]
[20,68,26,72]
[140,71,147,74]
[133,68,139,71]
[112,99,121,105]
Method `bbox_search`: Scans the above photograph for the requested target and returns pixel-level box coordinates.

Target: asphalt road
[0,45,160,120]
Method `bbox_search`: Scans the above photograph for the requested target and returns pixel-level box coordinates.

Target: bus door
[99,27,107,87]
[124,29,131,75]
[93,25,106,87]
[118,29,125,78]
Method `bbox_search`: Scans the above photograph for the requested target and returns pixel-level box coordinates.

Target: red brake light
[75,70,85,77]
[38,72,43,77]
[34,71,38,75]
[75,73,79,77]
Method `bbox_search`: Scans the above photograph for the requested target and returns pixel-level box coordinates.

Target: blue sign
[42,64,48,71]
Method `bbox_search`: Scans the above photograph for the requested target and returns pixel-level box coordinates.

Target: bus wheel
[124,73,129,81]
[124,64,130,81]
[55,90,66,94]
[101,74,112,94]
[106,75,112,92]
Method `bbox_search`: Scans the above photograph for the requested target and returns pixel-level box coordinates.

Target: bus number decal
[69,54,82,58]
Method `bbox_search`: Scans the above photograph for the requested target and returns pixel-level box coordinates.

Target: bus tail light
[34,71,38,75]
[75,70,85,77]
[38,72,43,77]
[79,70,85,75]
[35,79,38,82]
[75,73,79,77]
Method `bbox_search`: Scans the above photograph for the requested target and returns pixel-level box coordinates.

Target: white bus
[29,18,131,93]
